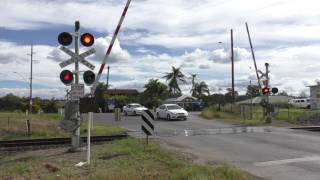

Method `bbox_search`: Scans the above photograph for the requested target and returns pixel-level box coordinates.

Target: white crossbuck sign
[59,46,96,70]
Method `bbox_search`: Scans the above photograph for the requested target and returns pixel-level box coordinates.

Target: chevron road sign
[141,110,154,144]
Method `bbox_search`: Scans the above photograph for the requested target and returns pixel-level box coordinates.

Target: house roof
[165,95,198,102]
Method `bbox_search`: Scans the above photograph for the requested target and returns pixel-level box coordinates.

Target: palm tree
[191,81,210,98]
[188,73,198,94]
[162,66,186,96]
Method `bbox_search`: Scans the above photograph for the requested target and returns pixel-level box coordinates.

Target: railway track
[0,134,128,151]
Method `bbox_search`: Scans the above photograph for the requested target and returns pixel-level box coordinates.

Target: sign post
[141,110,154,145]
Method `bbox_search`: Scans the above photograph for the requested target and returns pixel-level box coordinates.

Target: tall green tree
[163,66,186,97]
[94,82,109,112]
[246,85,260,98]
[191,81,210,98]
[224,88,238,103]
[140,79,169,108]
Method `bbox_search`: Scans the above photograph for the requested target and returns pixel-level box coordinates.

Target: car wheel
[167,114,171,121]
[133,111,137,116]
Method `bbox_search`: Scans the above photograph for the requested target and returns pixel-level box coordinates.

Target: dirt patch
[99,153,128,160]
[43,163,60,173]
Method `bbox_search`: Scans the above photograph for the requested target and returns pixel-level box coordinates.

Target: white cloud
[1,0,320,98]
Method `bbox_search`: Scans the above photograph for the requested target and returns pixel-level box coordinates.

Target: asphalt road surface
[90,112,320,180]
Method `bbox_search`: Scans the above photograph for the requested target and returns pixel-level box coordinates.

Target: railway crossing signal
[57,21,97,151]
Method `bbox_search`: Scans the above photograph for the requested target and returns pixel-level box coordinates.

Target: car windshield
[131,105,142,108]
[167,105,181,110]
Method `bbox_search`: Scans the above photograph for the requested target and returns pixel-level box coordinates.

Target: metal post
[72,21,81,150]
[231,29,235,104]
[250,80,253,119]
[106,66,110,89]
[87,112,92,164]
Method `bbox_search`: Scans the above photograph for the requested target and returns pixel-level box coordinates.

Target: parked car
[123,103,148,116]
[156,104,188,120]
[289,98,310,108]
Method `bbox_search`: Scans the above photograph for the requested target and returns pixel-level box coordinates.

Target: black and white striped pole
[141,110,154,144]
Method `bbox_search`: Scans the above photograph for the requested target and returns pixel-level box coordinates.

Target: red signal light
[262,87,270,95]
[80,33,94,47]
[60,70,73,85]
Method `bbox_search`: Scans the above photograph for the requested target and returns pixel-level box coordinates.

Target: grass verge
[201,105,320,127]
[0,112,125,140]
[0,138,248,180]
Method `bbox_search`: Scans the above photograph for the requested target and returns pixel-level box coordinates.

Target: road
[90,112,320,180]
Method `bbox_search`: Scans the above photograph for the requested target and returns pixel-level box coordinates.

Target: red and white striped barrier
[91,0,132,93]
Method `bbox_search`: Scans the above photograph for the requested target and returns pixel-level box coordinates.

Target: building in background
[308,85,320,109]
[106,89,139,97]
[165,95,202,111]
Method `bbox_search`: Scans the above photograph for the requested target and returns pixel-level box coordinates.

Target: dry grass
[0,112,125,140]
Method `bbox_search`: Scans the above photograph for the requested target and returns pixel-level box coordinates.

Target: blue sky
[0,0,320,99]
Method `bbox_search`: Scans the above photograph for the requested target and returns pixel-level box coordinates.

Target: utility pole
[106,66,110,89]
[265,63,271,123]
[231,29,235,104]
[29,44,34,114]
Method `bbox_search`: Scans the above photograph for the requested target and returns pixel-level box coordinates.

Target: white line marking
[254,156,320,166]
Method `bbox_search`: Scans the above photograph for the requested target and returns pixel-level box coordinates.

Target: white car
[156,104,188,120]
[123,103,148,116]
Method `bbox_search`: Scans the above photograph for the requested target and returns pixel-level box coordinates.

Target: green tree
[224,88,238,103]
[191,81,210,98]
[0,93,23,111]
[41,99,58,113]
[94,83,108,112]
[163,66,186,97]
[202,93,225,111]
[246,85,260,98]
[140,79,169,108]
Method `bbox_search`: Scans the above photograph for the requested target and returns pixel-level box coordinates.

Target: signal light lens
[60,70,73,85]
[58,32,73,46]
[262,87,270,95]
[271,87,278,94]
[81,33,94,47]
[83,70,95,85]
